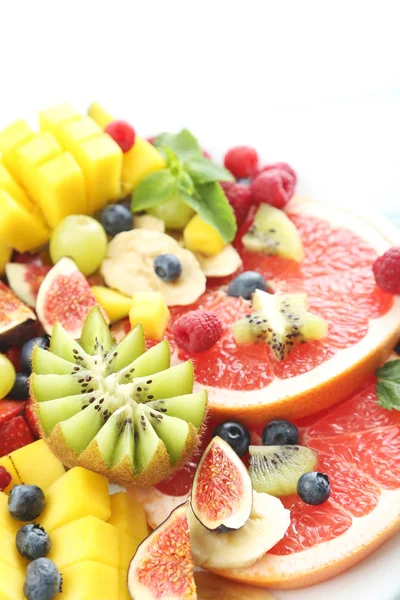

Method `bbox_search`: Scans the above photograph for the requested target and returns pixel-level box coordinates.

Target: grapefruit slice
[168,197,400,423]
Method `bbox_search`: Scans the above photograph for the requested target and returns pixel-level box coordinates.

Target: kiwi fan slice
[30,306,207,487]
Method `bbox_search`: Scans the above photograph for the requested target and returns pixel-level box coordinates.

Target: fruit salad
[0,102,399,599]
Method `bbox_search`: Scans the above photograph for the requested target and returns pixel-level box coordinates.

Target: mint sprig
[376,360,400,410]
[131,129,236,243]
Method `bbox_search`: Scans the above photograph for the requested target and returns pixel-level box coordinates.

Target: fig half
[128,501,196,600]
[190,436,253,533]
[0,281,36,348]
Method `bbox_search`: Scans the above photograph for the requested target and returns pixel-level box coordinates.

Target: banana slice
[134,214,166,233]
[101,229,206,306]
[188,491,290,570]
[194,244,242,277]
[195,571,276,600]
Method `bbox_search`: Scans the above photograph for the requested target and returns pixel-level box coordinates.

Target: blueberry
[24,558,62,600]
[9,373,29,400]
[212,421,250,457]
[227,271,267,300]
[395,341,400,355]
[262,419,299,446]
[297,472,331,505]
[16,524,52,560]
[153,254,182,283]
[8,485,46,521]
[100,204,133,236]
[21,336,49,375]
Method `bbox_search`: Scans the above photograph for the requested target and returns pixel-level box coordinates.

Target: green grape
[50,215,108,276]
[147,196,195,230]
[0,354,16,399]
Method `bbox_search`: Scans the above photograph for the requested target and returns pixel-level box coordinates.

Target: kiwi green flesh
[135,410,163,474]
[59,404,104,454]
[145,407,190,465]
[80,306,114,355]
[242,203,304,262]
[111,324,145,372]
[147,391,207,429]
[116,340,170,383]
[32,373,94,401]
[112,420,135,469]
[38,393,96,434]
[32,347,83,376]
[130,362,194,402]
[50,323,87,363]
[89,411,122,467]
[249,445,317,496]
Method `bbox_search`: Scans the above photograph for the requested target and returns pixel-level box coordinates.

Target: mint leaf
[182,182,237,244]
[131,169,178,212]
[163,147,182,175]
[154,129,202,161]
[185,156,234,185]
[376,360,400,410]
[179,171,195,196]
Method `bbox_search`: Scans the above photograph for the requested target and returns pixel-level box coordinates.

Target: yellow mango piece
[0,161,31,207]
[10,440,65,491]
[118,530,141,571]
[40,467,111,532]
[0,120,35,177]
[121,136,166,193]
[32,152,87,227]
[183,214,226,257]
[0,562,25,600]
[0,525,28,570]
[0,455,21,494]
[55,116,102,153]
[0,189,50,252]
[50,515,119,569]
[129,292,170,341]
[108,491,149,541]
[88,102,114,128]
[119,569,130,600]
[69,134,122,212]
[15,133,62,189]
[0,243,12,276]
[91,286,132,322]
[62,560,119,600]
[0,492,20,533]
[38,102,81,137]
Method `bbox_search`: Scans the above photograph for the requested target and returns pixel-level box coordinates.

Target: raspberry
[0,466,12,491]
[258,162,297,186]
[250,168,295,209]
[224,146,259,179]
[220,181,253,227]
[105,120,136,152]
[373,247,400,294]
[173,310,223,353]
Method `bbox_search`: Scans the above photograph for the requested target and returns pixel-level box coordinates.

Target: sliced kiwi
[232,289,328,360]
[30,306,207,487]
[242,203,304,262]
[249,445,317,496]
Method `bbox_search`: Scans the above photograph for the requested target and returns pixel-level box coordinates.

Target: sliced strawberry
[0,415,34,457]
[0,400,26,426]
[25,400,41,439]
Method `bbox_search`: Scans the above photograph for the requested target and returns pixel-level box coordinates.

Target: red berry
[0,466,12,491]
[258,162,297,186]
[220,181,253,227]
[373,247,400,294]
[173,310,223,353]
[250,168,295,209]
[0,415,33,457]
[25,400,41,440]
[224,146,259,179]
[105,120,136,153]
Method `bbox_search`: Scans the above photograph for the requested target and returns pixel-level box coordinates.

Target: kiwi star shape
[30,307,207,487]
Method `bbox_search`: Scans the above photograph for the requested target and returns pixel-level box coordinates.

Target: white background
[1,1,400,598]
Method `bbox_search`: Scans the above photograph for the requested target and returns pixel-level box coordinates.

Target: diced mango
[61,561,119,600]
[0,492,20,533]
[15,133,62,189]
[91,286,132,322]
[0,562,25,600]
[10,440,65,491]
[40,467,111,532]
[56,116,102,152]
[0,120,35,177]
[0,243,12,277]
[32,153,87,227]
[121,136,166,193]
[0,525,28,570]
[0,161,31,207]
[88,102,114,128]
[108,492,149,541]
[0,189,50,252]
[129,292,170,341]
[38,102,81,137]
[0,454,21,494]
[68,134,122,212]
[118,530,140,571]
[118,569,131,600]
[183,214,226,257]
[50,516,119,570]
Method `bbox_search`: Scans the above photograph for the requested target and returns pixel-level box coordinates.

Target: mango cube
[33,152,87,227]
[61,561,119,600]
[50,515,119,569]
[0,492,20,533]
[38,102,81,137]
[121,136,166,193]
[0,161,32,207]
[0,243,12,277]
[91,286,132,323]
[0,525,27,570]
[40,467,111,532]
[56,116,102,152]
[108,492,149,541]
[183,214,226,256]
[15,133,62,188]
[129,292,170,341]
[0,562,25,600]
[118,530,141,570]
[0,455,21,494]
[10,440,65,490]
[88,101,114,128]
[0,189,50,252]
[0,119,35,177]
[119,569,131,600]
